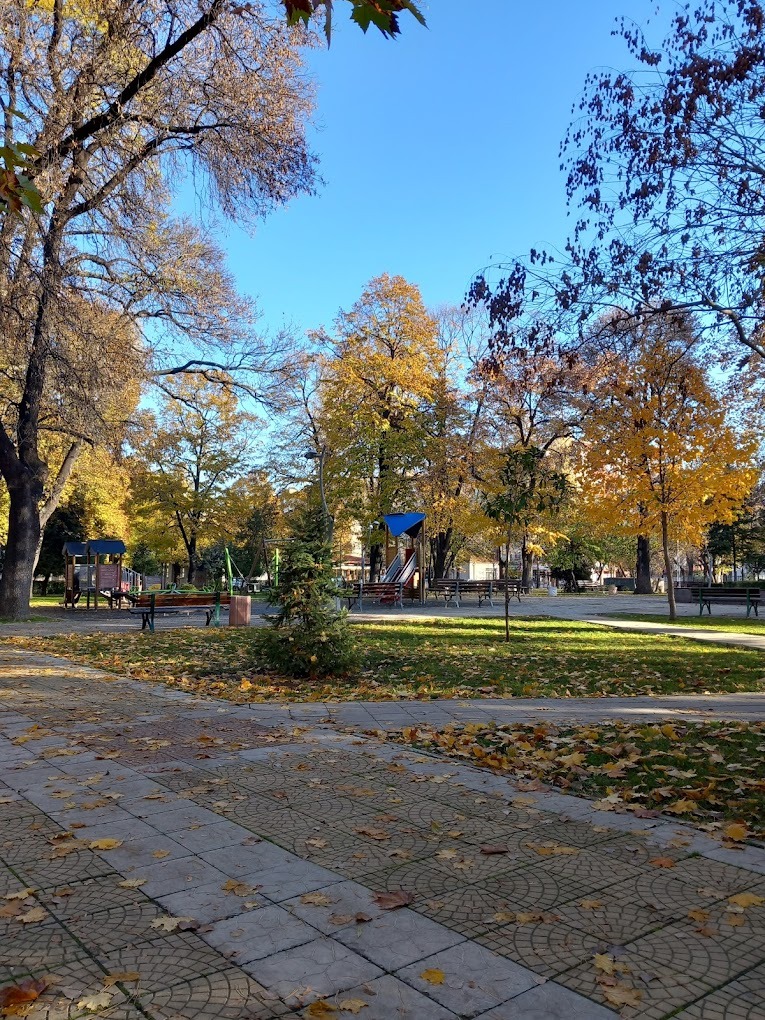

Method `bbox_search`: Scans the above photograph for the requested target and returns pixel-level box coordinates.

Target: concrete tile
[284,880,385,934]
[170,820,249,853]
[144,802,224,832]
[396,941,540,1017]
[243,858,344,903]
[322,974,458,1018]
[474,981,618,1018]
[335,907,464,969]
[130,856,229,897]
[157,878,266,924]
[92,833,191,870]
[243,936,382,1006]
[204,904,317,963]
[199,841,291,878]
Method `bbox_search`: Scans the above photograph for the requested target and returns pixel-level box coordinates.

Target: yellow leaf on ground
[4,889,37,901]
[337,999,368,1014]
[579,899,603,910]
[305,1002,337,1017]
[723,911,746,927]
[150,916,193,932]
[728,892,765,908]
[420,969,445,985]
[593,954,616,975]
[88,839,122,850]
[649,857,676,869]
[688,908,710,923]
[723,822,750,841]
[77,992,113,1012]
[117,879,147,889]
[152,850,171,859]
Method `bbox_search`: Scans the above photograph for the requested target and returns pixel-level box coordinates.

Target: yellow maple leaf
[16,906,47,924]
[300,892,333,907]
[593,953,616,975]
[152,849,171,859]
[579,899,603,910]
[728,892,765,908]
[88,839,122,850]
[722,822,750,841]
[337,999,368,1014]
[420,968,445,985]
[305,1002,337,1017]
[117,879,147,889]
[601,984,642,1007]
[103,972,140,987]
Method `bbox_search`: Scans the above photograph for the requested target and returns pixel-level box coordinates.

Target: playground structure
[349,512,426,609]
[63,539,138,609]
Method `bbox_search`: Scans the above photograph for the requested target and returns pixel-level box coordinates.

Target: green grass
[610,613,765,635]
[5,617,764,701]
[391,719,765,838]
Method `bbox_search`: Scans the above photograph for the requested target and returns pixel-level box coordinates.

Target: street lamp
[303,446,333,543]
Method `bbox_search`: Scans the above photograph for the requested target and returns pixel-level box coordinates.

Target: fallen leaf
[103,972,140,987]
[373,890,415,910]
[0,978,48,1014]
[3,889,37,901]
[152,849,171,859]
[722,822,750,842]
[728,892,765,908]
[305,1001,337,1016]
[306,838,329,849]
[16,906,48,924]
[117,879,147,889]
[579,899,604,910]
[593,953,617,975]
[420,968,445,985]
[149,916,194,932]
[300,892,333,907]
[601,984,642,1008]
[649,857,676,869]
[687,908,710,924]
[723,911,745,927]
[479,845,510,855]
[88,839,123,850]
[492,910,516,923]
[354,827,390,841]
[221,880,253,897]
[77,992,113,1012]
[337,999,368,1014]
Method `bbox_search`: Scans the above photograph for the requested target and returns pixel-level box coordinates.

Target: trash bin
[229,595,251,627]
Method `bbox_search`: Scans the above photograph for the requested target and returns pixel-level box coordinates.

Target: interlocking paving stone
[674,964,765,1018]
[242,937,383,1006]
[396,940,539,1017]
[91,834,192,871]
[473,980,619,1018]
[156,879,266,925]
[309,974,459,1018]
[94,932,231,991]
[283,879,385,934]
[555,896,669,944]
[204,905,317,964]
[239,858,343,903]
[134,970,288,1020]
[13,848,118,889]
[475,917,602,978]
[121,855,229,897]
[0,917,90,969]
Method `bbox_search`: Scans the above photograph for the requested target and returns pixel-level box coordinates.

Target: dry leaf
[601,984,642,1008]
[4,889,37,901]
[16,906,48,924]
[103,972,140,987]
[305,1001,337,1016]
[354,827,390,841]
[723,911,746,927]
[373,890,415,910]
[649,857,676,869]
[300,892,333,907]
[0,978,48,1014]
[117,879,147,889]
[492,910,516,923]
[579,899,603,910]
[306,838,328,849]
[479,845,509,855]
[337,1000,368,1014]
[722,822,750,842]
[728,892,765,908]
[221,880,253,897]
[88,839,123,850]
[149,916,193,932]
[420,968,445,985]
[152,849,171,859]
[77,992,113,1012]
[687,908,710,923]
[593,954,617,975]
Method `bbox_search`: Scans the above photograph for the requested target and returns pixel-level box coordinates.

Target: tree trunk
[431,530,453,579]
[504,535,511,643]
[0,482,41,619]
[520,533,533,592]
[661,511,677,621]
[369,542,383,582]
[635,535,652,594]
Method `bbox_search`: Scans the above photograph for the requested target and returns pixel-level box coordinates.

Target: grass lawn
[609,612,765,635]
[6,617,765,701]
[390,719,765,839]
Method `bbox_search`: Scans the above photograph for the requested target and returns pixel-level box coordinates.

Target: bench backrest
[135,592,230,608]
[689,587,759,598]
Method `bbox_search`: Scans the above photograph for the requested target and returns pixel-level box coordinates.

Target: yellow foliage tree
[581,312,758,618]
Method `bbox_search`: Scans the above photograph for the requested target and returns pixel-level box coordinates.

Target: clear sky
[184,0,658,338]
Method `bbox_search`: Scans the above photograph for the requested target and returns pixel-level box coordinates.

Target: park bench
[337,581,407,609]
[689,586,761,618]
[130,591,230,631]
[578,580,605,593]
[427,578,523,608]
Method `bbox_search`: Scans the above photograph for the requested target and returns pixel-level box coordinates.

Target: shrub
[256,504,357,679]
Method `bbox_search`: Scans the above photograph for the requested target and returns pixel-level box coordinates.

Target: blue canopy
[63,542,87,557]
[384,513,425,539]
[87,539,126,556]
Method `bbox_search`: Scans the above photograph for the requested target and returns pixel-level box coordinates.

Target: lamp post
[303,446,333,544]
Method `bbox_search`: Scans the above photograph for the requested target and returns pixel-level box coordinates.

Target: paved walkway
[590,616,765,652]
[2,646,765,1019]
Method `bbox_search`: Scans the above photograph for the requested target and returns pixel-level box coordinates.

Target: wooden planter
[228,595,251,627]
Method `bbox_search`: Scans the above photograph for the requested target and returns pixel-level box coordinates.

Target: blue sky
[186,0,658,338]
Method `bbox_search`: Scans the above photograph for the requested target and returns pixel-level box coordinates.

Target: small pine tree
[256,503,357,679]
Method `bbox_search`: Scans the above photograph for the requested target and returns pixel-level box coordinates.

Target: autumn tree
[483,446,568,640]
[314,274,440,578]
[131,380,259,585]
[0,0,318,618]
[580,311,757,619]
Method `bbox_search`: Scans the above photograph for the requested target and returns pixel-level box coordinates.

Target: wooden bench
[337,581,406,609]
[130,591,230,631]
[689,587,761,618]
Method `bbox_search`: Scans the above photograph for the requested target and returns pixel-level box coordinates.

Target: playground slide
[397,552,417,587]
[381,553,403,583]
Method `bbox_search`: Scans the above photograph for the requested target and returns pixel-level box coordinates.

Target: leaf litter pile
[7,617,765,701]
[390,719,765,838]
